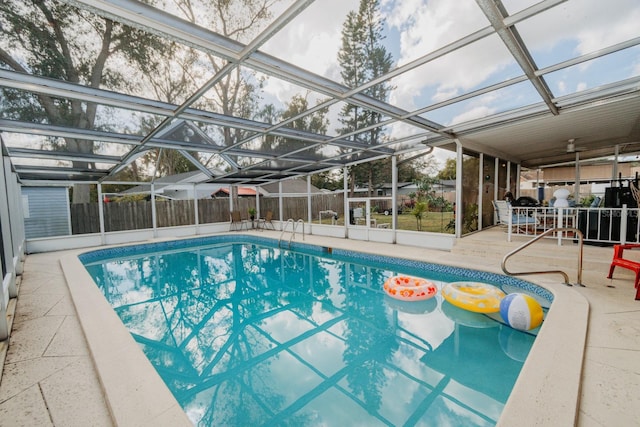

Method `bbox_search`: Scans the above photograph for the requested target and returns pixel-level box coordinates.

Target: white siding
[23,187,71,238]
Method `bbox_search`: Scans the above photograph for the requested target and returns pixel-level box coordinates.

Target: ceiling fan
[565,138,586,153]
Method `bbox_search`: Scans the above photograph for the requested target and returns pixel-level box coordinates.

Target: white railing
[278,219,305,249]
[507,205,640,245]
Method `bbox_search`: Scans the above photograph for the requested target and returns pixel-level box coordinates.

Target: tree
[163,0,278,207]
[311,169,343,191]
[270,93,329,154]
[437,157,457,180]
[411,201,427,231]
[135,116,200,178]
[0,0,166,202]
[337,0,394,196]
[414,176,439,203]
[170,0,274,144]
[257,93,330,182]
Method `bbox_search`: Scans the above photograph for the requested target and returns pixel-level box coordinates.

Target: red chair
[607,244,640,300]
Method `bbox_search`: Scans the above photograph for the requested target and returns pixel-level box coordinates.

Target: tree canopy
[0,0,167,201]
[337,0,395,196]
[437,157,457,180]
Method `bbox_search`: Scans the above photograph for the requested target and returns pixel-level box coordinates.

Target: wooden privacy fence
[70,194,344,235]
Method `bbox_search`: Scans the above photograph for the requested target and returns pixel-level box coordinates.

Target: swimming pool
[79,235,552,426]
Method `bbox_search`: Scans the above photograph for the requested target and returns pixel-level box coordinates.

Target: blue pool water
[80,235,552,426]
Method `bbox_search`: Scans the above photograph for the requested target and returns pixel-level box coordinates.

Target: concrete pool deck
[0,228,638,426]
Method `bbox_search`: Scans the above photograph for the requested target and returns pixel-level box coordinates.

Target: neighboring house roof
[261,179,321,195]
[377,182,414,190]
[121,170,226,196]
[378,181,455,190]
[433,179,456,190]
[212,187,257,197]
[122,176,323,199]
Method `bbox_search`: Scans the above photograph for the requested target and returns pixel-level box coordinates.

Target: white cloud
[389,35,511,111]
[387,0,640,121]
[557,80,567,94]
[634,59,640,78]
[260,0,360,105]
[386,0,486,66]
[384,0,512,111]
[450,105,496,125]
[432,88,460,104]
[573,1,640,55]
[259,0,640,139]
[514,0,640,58]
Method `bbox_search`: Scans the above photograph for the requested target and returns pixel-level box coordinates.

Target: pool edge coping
[60,234,588,426]
[60,253,193,427]
[496,279,587,426]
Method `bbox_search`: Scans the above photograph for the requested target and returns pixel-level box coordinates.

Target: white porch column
[278,181,284,224]
[307,175,312,224]
[478,153,484,230]
[97,183,106,245]
[613,145,619,181]
[392,155,398,243]
[574,152,581,202]
[193,183,200,232]
[493,158,500,225]
[494,157,499,201]
[455,140,463,238]
[516,163,521,198]
[255,185,260,219]
[343,166,349,238]
[151,183,157,238]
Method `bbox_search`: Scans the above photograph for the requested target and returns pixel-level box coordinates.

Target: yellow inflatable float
[441,281,505,313]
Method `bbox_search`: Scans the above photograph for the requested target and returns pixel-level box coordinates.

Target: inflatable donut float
[383,275,438,302]
[441,281,505,313]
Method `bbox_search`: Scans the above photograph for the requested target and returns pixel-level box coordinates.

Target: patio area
[0,228,638,426]
[0,1,639,425]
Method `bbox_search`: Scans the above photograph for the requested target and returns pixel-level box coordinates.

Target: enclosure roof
[0,0,639,185]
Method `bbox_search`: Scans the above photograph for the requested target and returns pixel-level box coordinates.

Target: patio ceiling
[1,0,639,184]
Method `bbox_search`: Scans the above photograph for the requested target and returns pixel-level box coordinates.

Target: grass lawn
[319,211,454,233]
[372,212,454,233]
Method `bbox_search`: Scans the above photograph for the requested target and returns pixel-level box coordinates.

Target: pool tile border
[80,234,554,303]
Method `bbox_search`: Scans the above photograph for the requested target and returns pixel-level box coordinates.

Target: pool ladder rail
[278,218,305,249]
[501,227,585,287]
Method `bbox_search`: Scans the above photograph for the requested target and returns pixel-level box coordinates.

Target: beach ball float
[499,293,544,331]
